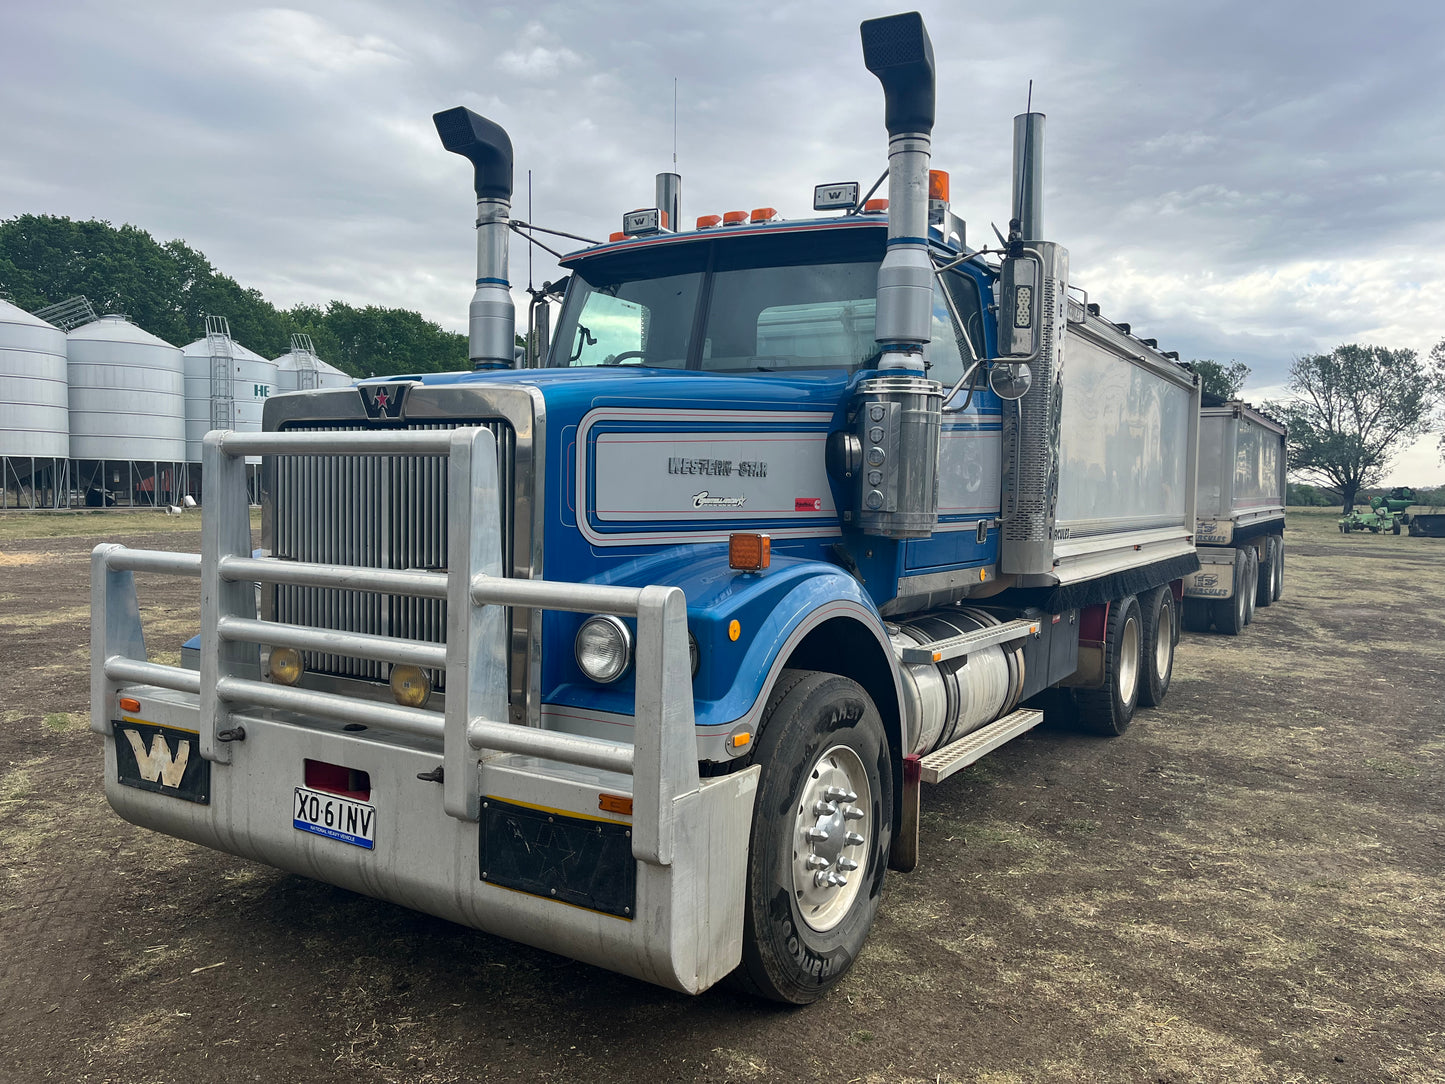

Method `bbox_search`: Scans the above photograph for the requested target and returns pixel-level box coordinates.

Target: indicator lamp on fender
[576,614,633,684]
[728,532,771,572]
[390,664,432,708]
[268,646,304,686]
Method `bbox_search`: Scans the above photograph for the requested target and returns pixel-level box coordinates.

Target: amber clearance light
[728,533,771,572]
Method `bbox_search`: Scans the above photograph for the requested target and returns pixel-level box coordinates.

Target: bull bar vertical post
[444,427,506,820]
[200,430,259,764]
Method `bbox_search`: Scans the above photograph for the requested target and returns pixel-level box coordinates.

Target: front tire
[734,670,893,1004]
[1272,537,1284,601]
[1076,595,1142,736]
[1138,586,1175,708]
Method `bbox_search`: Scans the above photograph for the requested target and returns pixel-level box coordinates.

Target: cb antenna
[673,77,678,169]
[527,169,533,292]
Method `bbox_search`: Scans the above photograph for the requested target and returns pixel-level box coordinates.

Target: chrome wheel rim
[1118,614,1140,704]
[792,744,871,933]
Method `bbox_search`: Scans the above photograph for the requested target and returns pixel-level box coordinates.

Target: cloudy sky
[4,0,1443,480]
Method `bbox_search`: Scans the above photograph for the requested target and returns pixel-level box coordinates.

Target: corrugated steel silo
[273,349,353,391]
[0,299,70,459]
[67,315,186,461]
[182,328,278,463]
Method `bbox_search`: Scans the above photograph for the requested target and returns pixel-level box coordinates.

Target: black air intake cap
[433,107,514,200]
[861,11,936,137]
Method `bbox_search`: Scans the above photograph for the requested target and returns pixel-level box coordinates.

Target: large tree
[0,214,467,376]
[1189,359,1250,401]
[1268,344,1439,512]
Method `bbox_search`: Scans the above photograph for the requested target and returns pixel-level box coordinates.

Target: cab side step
[889,708,1045,872]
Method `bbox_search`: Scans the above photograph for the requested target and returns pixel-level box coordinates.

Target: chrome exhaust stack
[434,107,516,370]
[655,172,681,234]
[1012,112,1045,242]
[861,11,936,373]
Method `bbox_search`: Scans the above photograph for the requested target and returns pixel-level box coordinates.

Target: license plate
[293,786,376,849]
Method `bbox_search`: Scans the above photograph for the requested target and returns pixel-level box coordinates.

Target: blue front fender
[541,547,900,742]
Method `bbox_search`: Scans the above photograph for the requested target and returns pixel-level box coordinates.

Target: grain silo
[67,314,186,507]
[181,316,277,500]
[273,333,353,392]
[0,299,70,509]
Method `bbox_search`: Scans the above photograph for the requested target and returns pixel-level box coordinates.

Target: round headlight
[269,646,303,686]
[575,615,633,684]
[390,664,432,708]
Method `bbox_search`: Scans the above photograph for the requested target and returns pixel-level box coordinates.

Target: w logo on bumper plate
[112,721,210,804]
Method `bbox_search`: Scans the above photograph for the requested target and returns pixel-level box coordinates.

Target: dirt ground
[0,507,1440,1084]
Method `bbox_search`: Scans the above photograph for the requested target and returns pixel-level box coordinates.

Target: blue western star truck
[91,12,1201,1003]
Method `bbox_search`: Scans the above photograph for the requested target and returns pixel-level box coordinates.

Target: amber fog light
[390,664,432,708]
[269,646,303,686]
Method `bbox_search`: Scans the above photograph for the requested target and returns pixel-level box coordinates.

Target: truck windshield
[551,229,982,375]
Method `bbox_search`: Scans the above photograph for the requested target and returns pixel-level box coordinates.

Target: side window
[941,270,985,361]
[565,293,645,366]
[924,275,966,387]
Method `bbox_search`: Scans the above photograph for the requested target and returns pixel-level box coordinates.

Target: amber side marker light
[118,696,142,714]
[728,532,771,571]
[599,793,633,816]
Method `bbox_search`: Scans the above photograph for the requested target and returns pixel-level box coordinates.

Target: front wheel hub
[792,744,872,932]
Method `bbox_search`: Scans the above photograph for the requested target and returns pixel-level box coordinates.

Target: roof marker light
[696,214,722,229]
[750,207,777,223]
[863,198,889,213]
[609,231,627,242]
[722,210,749,226]
[928,170,950,201]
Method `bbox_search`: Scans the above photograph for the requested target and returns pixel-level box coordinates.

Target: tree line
[0,215,469,377]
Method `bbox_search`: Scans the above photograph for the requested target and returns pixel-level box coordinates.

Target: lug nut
[823,786,857,803]
[838,857,859,872]
[843,805,865,821]
[813,800,836,816]
[845,831,865,847]
[806,826,830,843]
[805,854,829,870]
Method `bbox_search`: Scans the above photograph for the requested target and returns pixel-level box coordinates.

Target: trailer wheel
[1209,556,1249,636]
[1181,598,1212,634]
[1241,548,1258,625]
[1256,536,1278,608]
[1271,537,1284,601]
[1075,595,1142,736]
[1138,586,1175,708]
[733,669,892,1004]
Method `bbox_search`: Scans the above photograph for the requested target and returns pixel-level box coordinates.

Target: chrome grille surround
[260,383,545,723]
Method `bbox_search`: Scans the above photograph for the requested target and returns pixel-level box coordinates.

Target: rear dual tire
[1076,595,1143,736]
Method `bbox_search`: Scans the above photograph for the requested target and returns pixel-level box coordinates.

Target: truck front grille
[268,419,516,687]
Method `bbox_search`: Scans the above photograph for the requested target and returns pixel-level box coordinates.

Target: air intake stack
[849,12,943,539]
[861,11,936,373]
[434,107,517,369]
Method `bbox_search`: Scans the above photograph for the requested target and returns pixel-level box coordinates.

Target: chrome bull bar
[92,427,698,868]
